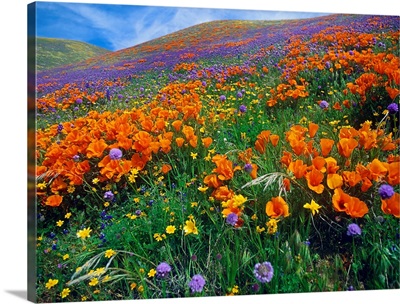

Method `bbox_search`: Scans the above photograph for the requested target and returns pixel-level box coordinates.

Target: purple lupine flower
[378,184,395,199]
[219,95,226,102]
[188,274,206,293]
[347,223,362,236]
[239,104,247,113]
[103,191,114,201]
[226,213,238,226]
[387,103,398,114]
[106,88,111,101]
[244,163,253,173]
[319,100,329,109]
[156,262,172,278]
[254,261,274,283]
[109,148,123,160]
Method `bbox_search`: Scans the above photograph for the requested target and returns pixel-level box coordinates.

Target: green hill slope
[35,37,110,71]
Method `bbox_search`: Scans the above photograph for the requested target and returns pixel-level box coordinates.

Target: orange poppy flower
[327,173,343,189]
[288,160,308,179]
[45,194,63,207]
[212,185,234,201]
[280,151,292,168]
[171,120,182,132]
[312,156,326,172]
[367,158,388,181]
[212,155,234,181]
[289,138,307,156]
[269,134,280,147]
[266,196,290,219]
[201,137,213,148]
[308,122,319,138]
[387,162,400,185]
[204,174,222,188]
[283,178,291,191]
[381,193,400,218]
[342,99,351,109]
[172,136,184,147]
[342,171,362,187]
[131,153,150,170]
[249,163,258,179]
[345,196,369,218]
[161,164,172,174]
[332,188,350,212]
[305,168,325,194]
[337,138,358,158]
[333,102,342,110]
[361,177,373,192]
[86,139,108,158]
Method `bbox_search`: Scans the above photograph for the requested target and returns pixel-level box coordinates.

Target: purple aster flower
[156,262,171,278]
[226,213,238,226]
[319,100,329,109]
[237,91,243,98]
[325,61,331,69]
[252,283,260,292]
[387,103,398,114]
[347,223,362,236]
[188,274,205,293]
[219,95,226,102]
[244,163,253,173]
[109,148,123,160]
[75,98,82,104]
[103,191,114,201]
[378,184,395,199]
[239,104,247,113]
[254,261,274,283]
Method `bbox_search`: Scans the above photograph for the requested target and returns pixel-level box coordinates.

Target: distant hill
[35,37,110,71]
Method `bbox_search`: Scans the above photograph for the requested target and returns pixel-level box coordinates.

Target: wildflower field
[32,12,400,302]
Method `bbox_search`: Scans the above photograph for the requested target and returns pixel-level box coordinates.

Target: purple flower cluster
[103,191,114,201]
[244,163,253,173]
[188,274,205,293]
[254,261,274,283]
[156,262,171,278]
[239,104,247,113]
[319,100,329,109]
[109,148,123,160]
[387,103,398,114]
[347,223,362,236]
[378,184,394,199]
[226,213,238,226]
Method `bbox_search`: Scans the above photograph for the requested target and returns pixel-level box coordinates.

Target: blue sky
[35,1,330,51]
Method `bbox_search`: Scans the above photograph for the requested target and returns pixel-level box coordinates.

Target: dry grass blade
[242,172,288,196]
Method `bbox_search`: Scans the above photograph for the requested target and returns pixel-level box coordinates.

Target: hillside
[33,12,400,302]
[35,37,110,71]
